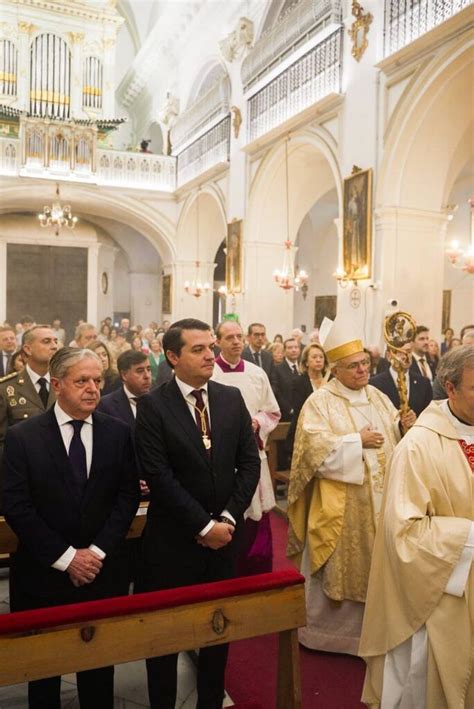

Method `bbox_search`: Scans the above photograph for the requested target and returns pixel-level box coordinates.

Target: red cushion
[0,568,304,636]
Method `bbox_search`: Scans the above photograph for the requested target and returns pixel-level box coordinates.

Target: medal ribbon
[191,389,211,454]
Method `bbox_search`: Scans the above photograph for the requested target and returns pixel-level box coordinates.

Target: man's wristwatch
[218,516,235,527]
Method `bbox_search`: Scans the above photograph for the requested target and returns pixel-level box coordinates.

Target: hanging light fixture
[445,199,474,275]
[38,183,78,236]
[273,138,309,292]
[184,191,211,298]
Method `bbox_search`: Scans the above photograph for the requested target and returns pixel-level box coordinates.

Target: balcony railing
[171,77,230,153]
[176,116,230,187]
[384,0,471,56]
[247,28,342,143]
[242,0,342,91]
[96,150,176,191]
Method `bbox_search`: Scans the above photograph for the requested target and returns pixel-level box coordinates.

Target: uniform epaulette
[0,371,17,383]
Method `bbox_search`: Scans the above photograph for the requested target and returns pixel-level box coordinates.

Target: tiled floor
[0,569,234,709]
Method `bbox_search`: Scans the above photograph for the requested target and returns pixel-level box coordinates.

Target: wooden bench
[267,422,291,500]
[0,568,306,709]
[0,501,149,555]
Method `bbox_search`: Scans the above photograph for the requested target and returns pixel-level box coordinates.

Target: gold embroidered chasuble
[287,379,399,602]
[360,401,474,709]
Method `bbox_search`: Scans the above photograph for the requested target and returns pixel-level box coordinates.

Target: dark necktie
[68,420,88,497]
[191,389,211,453]
[419,357,429,378]
[253,352,262,368]
[292,364,298,375]
[38,377,49,408]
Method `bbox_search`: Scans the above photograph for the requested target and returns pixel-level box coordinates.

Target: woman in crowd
[98,322,112,343]
[7,349,25,374]
[287,343,329,460]
[440,326,454,354]
[88,340,121,395]
[427,338,440,373]
[273,334,283,344]
[148,336,164,383]
[268,341,284,365]
[131,335,144,353]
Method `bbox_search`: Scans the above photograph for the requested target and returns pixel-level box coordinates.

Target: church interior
[0,0,472,707]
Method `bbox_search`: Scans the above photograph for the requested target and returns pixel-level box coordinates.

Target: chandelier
[445,199,474,275]
[273,138,309,292]
[184,192,211,298]
[38,184,78,236]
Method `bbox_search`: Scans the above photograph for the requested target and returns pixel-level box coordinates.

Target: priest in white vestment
[360,345,474,708]
[287,317,416,654]
[212,320,280,575]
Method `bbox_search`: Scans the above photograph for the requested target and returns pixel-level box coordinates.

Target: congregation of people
[0,313,472,708]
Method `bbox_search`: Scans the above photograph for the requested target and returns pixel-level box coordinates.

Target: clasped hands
[67,548,103,587]
[360,424,385,449]
[195,521,234,550]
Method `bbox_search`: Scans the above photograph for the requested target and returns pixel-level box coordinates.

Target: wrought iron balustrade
[176,116,230,187]
[247,28,342,143]
[384,0,470,56]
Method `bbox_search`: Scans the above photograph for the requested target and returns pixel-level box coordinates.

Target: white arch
[0,183,176,264]
[176,182,227,262]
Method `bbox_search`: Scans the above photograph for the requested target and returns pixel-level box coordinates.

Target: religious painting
[343,167,372,280]
[314,295,337,329]
[226,219,242,293]
[442,290,452,333]
[162,274,172,314]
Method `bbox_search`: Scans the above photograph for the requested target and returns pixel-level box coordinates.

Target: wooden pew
[0,501,149,555]
[267,422,291,509]
[0,569,306,709]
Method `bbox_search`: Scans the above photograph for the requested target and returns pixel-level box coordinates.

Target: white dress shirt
[52,402,105,571]
[26,364,51,395]
[123,385,138,418]
[174,376,235,535]
[412,352,433,381]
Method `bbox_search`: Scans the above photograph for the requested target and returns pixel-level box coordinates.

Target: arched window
[30,34,71,118]
[0,40,17,96]
[82,57,103,110]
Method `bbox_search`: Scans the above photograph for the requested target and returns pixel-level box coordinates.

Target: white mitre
[319,316,364,364]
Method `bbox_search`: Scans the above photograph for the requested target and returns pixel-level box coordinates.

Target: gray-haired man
[3,347,140,709]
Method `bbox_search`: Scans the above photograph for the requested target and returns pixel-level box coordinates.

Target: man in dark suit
[3,347,140,709]
[370,343,432,417]
[410,325,435,383]
[0,326,17,377]
[98,349,152,431]
[0,325,58,462]
[273,337,301,421]
[242,322,276,389]
[135,318,260,709]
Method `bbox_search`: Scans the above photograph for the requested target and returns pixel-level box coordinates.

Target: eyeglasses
[339,358,371,371]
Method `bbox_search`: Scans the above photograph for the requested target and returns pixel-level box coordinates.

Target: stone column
[87,243,100,325]
[374,207,448,332]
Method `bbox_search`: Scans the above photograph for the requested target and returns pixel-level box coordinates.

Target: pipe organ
[83,57,103,110]
[30,33,71,118]
[0,40,17,97]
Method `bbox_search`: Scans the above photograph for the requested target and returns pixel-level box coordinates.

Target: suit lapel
[19,369,44,408]
[163,379,210,465]
[83,413,108,506]
[40,409,81,510]
[385,372,400,408]
[208,381,226,464]
[118,388,135,426]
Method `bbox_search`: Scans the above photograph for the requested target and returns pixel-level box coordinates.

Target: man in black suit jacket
[3,347,140,709]
[410,325,435,383]
[98,349,152,431]
[370,344,432,417]
[273,337,301,421]
[135,318,260,709]
[242,322,276,390]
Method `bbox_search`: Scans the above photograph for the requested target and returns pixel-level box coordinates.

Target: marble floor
[0,569,234,709]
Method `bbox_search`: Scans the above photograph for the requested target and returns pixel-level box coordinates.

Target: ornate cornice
[5,0,124,27]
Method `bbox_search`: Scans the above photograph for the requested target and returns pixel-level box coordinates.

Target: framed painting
[343,167,372,280]
[226,219,242,293]
[162,274,172,314]
[314,295,337,329]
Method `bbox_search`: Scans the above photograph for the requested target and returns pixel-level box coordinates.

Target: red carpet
[226,512,366,708]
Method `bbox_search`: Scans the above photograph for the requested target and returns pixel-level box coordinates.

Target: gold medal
[9,399,17,407]
[202,435,212,450]
[19,397,26,405]
[6,386,14,397]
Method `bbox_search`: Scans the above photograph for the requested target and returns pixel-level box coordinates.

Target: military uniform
[0,368,56,458]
